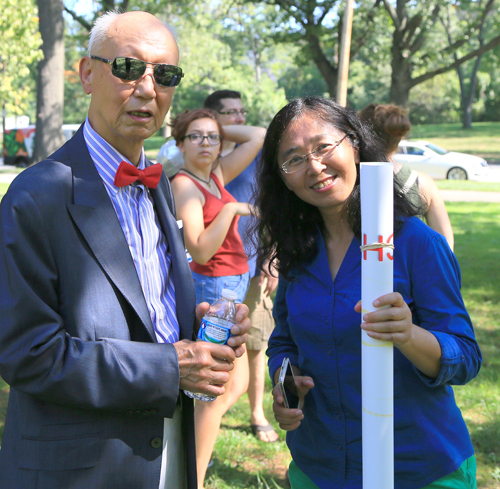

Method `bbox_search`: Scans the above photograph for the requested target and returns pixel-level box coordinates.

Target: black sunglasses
[91,56,184,87]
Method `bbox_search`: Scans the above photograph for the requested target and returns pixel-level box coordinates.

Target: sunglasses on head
[91,56,184,87]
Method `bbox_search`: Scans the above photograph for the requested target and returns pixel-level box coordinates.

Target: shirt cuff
[413,330,466,387]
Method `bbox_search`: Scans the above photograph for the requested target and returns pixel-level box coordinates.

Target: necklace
[181,168,211,187]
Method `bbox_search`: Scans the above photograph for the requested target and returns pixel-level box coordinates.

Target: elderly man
[0,11,250,489]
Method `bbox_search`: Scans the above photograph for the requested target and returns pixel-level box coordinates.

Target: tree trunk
[249,26,262,85]
[305,32,338,99]
[455,65,469,127]
[33,0,65,164]
[461,54,483,129]
[389,28,412,107]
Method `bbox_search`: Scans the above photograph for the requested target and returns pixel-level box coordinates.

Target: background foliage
[0,0,42,117]
[5,0,500,130]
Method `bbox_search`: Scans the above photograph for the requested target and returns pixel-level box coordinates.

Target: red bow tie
[114,161,163,189]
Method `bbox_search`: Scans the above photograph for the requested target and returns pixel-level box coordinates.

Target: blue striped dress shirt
[83,119,180,344]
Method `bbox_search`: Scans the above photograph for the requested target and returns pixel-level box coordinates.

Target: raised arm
[217,125,266,185]
[171,176,251,265]
[418,172,454,251]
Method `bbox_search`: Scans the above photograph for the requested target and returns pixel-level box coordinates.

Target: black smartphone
[278,357,302,409]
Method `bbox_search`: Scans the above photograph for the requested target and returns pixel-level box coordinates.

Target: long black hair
[251,97,424,278]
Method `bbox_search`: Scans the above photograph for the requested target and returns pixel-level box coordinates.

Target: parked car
[393,140,489,180]
[2,124,81,167]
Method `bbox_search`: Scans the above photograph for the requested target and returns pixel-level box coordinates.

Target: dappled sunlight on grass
[0,200,498,486]
[204,387,290,488]
[0,378,9,445]
[446,202,500,488]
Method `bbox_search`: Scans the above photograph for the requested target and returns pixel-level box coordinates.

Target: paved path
[0,173,18,184]
[440,190,500,203]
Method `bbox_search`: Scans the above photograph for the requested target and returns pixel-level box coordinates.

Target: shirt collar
[83,118,146,193]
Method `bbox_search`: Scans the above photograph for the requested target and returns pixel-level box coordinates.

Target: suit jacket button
[151,437,162,449]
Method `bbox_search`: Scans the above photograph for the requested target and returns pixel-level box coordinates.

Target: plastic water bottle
[184,289,238,402]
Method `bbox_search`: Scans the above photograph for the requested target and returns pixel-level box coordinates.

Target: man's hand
[229,302,251,356]
[174,339,236,397]
[176,301,251,396]
[195,301,251,358]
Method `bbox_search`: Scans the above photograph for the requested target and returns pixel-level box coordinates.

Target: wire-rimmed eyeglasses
[280,135,348,174]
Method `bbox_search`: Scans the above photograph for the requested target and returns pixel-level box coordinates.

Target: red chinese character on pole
[363,234,394,261]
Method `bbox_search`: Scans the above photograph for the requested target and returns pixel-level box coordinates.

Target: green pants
[288,455,477,489]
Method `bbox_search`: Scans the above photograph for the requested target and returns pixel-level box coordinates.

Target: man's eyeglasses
[217,109,248,116]
[183,133,222,145]
[281,135,348,174]
[91,56,184,88]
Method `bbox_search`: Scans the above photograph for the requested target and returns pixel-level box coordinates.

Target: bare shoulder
[171,173,205,205]
[417,171,439,193]
[172,173,198,191]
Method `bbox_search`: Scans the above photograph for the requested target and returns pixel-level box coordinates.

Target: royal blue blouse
[268,217,481,489]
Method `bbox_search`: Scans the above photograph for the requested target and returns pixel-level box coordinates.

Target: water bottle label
[197,317,233,344]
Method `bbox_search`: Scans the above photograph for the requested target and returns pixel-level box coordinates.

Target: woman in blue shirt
[252,97,481,489]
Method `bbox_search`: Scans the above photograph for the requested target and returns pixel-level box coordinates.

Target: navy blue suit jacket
[0,127,198,488]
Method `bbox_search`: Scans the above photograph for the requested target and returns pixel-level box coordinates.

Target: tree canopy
[17,0,500,130]
[0,0,42,117]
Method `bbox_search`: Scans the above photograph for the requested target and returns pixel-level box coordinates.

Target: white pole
[360,162,394,489]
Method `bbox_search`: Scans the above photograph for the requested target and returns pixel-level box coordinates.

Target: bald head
[88,10,178,60]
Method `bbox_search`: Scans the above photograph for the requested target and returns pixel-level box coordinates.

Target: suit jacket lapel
[65,129,156,342]
[151,173,196,340]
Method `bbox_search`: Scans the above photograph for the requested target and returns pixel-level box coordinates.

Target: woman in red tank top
[171,108,265,304]
[170,109,266,487]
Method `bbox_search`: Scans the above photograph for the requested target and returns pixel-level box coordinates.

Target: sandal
[250,423,280,443]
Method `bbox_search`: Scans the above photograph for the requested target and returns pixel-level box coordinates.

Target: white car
[394,140,489,180]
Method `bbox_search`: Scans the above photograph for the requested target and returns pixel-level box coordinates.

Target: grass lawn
[144,135,166,161]
[2,201,498,486]
[409,122,500,162]
[0,377,7,445]
[0,183,9,200]
[447,202,500,488]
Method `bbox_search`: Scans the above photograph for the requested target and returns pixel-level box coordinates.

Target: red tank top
[173,172,249,277]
